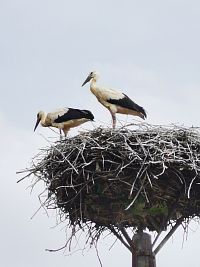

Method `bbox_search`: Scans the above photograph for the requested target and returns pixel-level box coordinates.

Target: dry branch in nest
[18,124,200,249]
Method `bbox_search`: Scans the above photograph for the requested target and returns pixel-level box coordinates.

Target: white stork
[34,107,94,138]
[82,71,147,128]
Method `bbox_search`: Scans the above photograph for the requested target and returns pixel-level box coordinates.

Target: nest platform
[21,125,200,233]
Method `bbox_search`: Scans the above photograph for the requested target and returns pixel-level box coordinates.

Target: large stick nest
[21,124,200,233]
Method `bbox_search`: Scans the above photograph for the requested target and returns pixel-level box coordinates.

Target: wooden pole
[132,232,156,267]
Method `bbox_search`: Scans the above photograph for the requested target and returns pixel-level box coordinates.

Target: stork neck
[90,78,97,89]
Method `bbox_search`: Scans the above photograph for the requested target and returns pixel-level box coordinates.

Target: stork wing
[54,108,90,123]
[107,93,147,118]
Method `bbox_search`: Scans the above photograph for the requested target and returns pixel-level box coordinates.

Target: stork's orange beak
[82,74,92,86]
[34,117,41,131]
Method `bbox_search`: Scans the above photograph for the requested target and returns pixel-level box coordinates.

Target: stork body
[82,71,147,128]
[34,107,94,137]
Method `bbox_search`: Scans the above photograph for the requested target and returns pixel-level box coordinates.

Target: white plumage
[82,71,147,128]
[34,107,94,138]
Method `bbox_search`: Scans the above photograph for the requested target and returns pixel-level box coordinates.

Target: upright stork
[34,107,94,138]
[82,71,147,128]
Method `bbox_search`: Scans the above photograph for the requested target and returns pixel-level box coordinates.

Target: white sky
[1,0,200,266]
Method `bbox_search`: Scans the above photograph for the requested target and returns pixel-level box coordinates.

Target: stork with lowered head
[34,107,94,138]
[82,71,147,128]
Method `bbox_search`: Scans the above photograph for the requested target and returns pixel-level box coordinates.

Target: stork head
[82,71,99,86]
[34,111,44,131]
[82,110,95,121]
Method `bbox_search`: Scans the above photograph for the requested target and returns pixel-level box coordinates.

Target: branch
[119,227,134,248]
[107,226,131,252]
[153,217,184,255]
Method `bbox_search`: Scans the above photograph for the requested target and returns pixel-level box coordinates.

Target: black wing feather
[107,93,147,118]
[54,108,94,123]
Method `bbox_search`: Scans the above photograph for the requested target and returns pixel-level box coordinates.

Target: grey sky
[1,0,200,266]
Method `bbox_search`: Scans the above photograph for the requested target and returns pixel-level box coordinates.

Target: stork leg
[63,129,68,140]
[110,112,116,129]
[59,129,63,141]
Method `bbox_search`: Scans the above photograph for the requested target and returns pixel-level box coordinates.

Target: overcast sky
[1,0,200,266]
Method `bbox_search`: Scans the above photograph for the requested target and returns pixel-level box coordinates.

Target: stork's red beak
[82,74,92,86]
[34,117,41,131]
